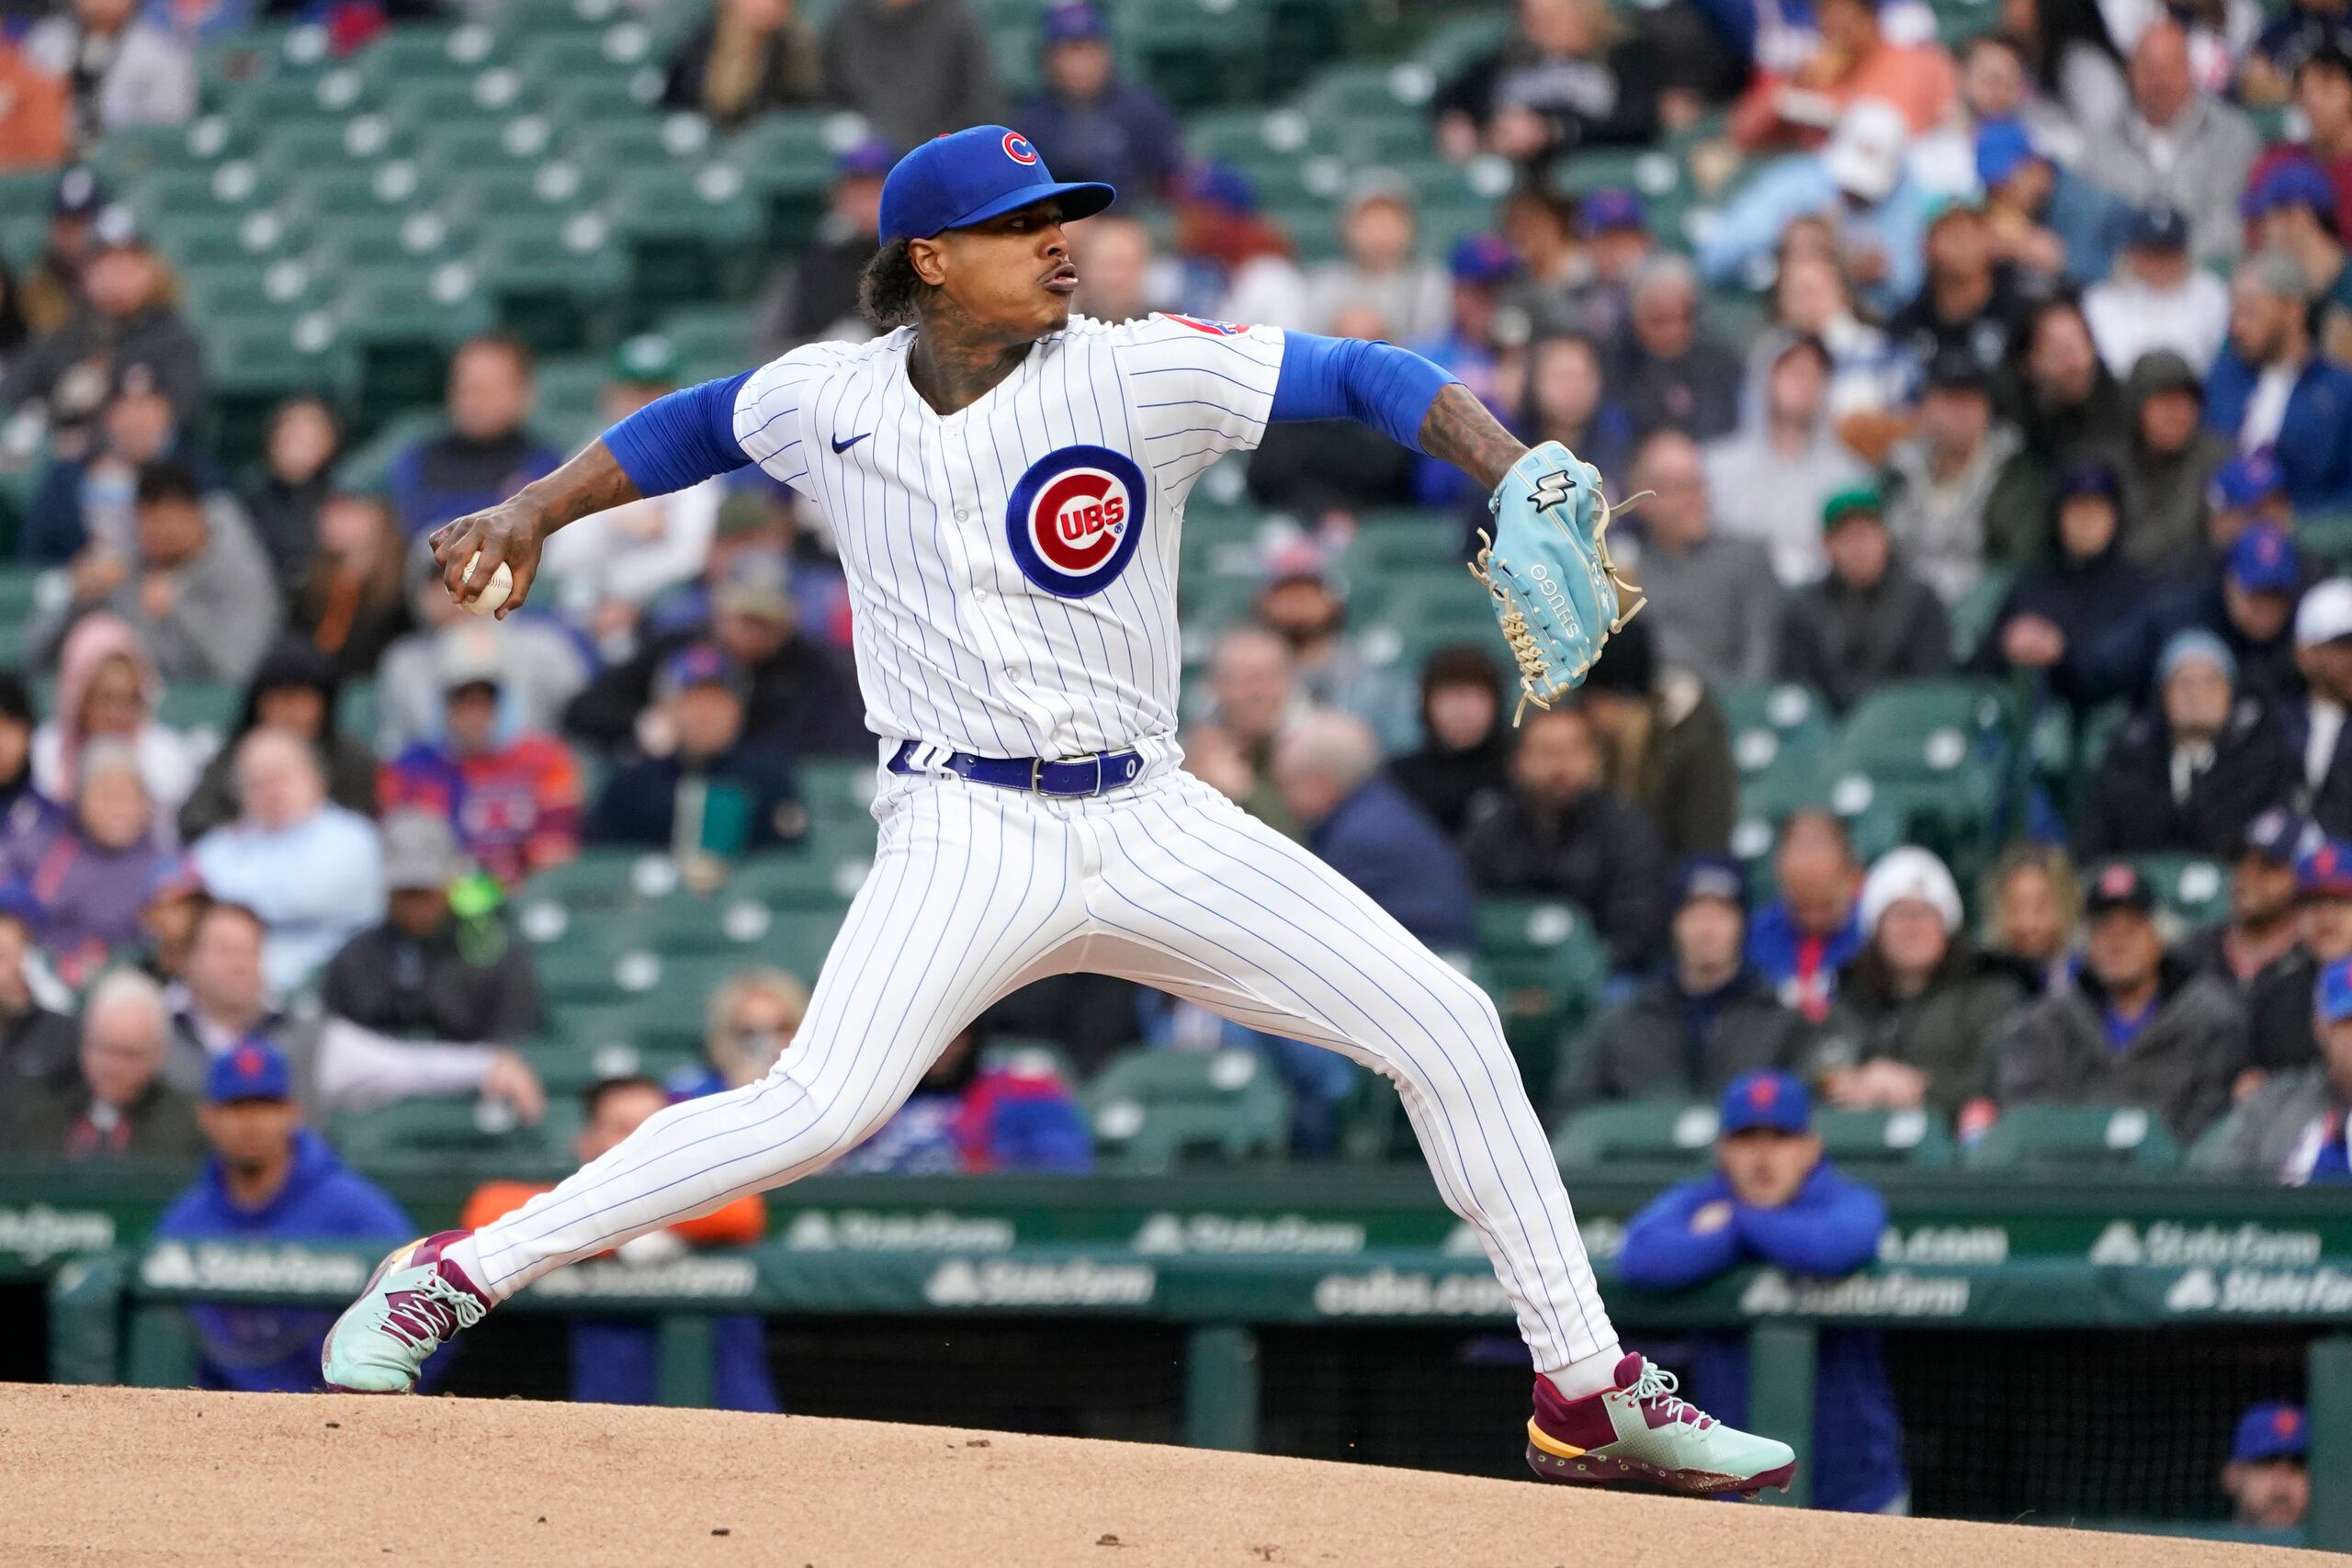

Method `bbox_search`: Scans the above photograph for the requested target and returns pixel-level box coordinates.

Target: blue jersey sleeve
[1268,333,1459,454]
[601,370,757,497]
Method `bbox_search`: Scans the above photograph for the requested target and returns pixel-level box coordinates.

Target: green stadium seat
[1815,1108,1957,1168]
[1551,1099,1716,1170]
[1475,897,1607,1104]
[1719,682,1833,841]
[198,21,326,96]
[1962,1103,2182,1170]
[152,682,242,745]
[722,847,867,909]
[470,210,629,355]
[1083,1045,1293,1171]
[384,70,539,130]
[330,1095,583,1171]
[515,846,681,911]
[354,22,503,91]
[1115,0,1272,109]
[2299,509,2352,569]
[605,163,763,318]
[2122,852,2230,928]
[225,68,378,139]
[514,25,659,98]
[653,303,758,382]
[1948,565,2013,660]
[201,316,353,467]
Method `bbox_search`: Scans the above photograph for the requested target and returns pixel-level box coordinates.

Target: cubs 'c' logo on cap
[1002,131,1039,165]
[1004,445,1147,599]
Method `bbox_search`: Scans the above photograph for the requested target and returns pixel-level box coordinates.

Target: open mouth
[1044,264,1079,296]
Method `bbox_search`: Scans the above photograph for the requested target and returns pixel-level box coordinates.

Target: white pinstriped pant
[470,761,1617,1371]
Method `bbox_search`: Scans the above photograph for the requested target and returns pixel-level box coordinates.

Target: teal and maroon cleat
[1526,1353,1797,1496]
[321,1231,491,1393]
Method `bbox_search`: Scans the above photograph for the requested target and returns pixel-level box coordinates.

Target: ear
[908,236,950,288]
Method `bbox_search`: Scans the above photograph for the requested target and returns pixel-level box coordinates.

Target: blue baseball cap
[2318,958,2352,1024]
[878,125,1114,245]
[1974,119,2039,187]
[2241,159,2338,222]
[658,642,747,700]
[2055,462,2119,502]
[1040,1,1109,44]
[2228,523,2301,594]
[2212,449,2286,511]
[2157,627,2237,686]
[1671,852,1746,910]
[1449,232,1518,285]
[2244,806,2312,863]
[2128,202,2189,251]
[2232,1402,2310,1464]
[836,135,897,178]
[1176,161,1257,216]
[1720,1069,1812,1135]
[2297,839,2352,899]
[206,1039,292,1104]
[0,878,39,928]
[1581,186,1646,233]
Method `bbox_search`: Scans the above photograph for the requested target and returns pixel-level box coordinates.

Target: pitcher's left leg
[1081,775,1794,1495]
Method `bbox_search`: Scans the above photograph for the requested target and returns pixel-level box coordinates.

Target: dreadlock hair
[857,240,934,329]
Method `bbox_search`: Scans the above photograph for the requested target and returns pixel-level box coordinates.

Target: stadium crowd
[0,0,2346,1192]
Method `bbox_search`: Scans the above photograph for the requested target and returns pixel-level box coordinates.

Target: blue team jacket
[1617,1161,1908,1513]
[153,1129,413,1392]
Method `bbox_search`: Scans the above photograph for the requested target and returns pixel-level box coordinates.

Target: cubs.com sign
[1005,444,1147,598]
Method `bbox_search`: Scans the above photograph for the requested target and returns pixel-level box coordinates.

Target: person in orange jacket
[464,1073,777,1410]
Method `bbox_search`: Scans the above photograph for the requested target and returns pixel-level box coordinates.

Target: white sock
[444,1234,495,1301]
[1544,1342,1626,1401]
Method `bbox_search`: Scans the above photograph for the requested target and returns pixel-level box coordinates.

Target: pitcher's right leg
[324,776,1083,1392]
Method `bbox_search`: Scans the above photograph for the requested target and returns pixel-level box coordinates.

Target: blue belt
[888,739,1144,798]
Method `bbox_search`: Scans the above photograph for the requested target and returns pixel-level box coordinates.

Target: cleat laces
[380,1273,485,1351]
[1626,1362,1713,1428]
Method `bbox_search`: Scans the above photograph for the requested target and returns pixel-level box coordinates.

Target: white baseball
[458,555,514,616]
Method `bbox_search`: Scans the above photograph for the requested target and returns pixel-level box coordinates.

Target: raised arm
[1267,332,1527,493]
[428,368,755,616]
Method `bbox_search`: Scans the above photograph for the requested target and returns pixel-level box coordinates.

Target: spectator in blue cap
[755,136,897,356]
[2206,250,2352,513]
[2209,449,2294,556]
[1554,854,1807,1114]
[1409,235,1517,436]
[1973,459,2150,707]
[2074,626,2297,859]
[2221,1402,2312,1528]
[1617,1067,1906,1514]
[821,0,1002,151]
[2199,950,2352,1188]
[2177,807,2317,991]
[1975,118,2132,289]
[585,641,805,855]
[2085,206,2231,378]
[2242,839,2352,1082]
[152,1039,412,1392]
[660,0,822,130]
[2000,859,2248,1140]
[1018,2,1183,202]
[2245,157,2352,364]
[1166,162,1308,329]
[2085,520,2308,709]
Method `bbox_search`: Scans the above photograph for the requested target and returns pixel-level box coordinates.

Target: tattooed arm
[430,367,757,616]
[427,443,640,617]
[1267,334,1524,494]
[1417,381,1529,495]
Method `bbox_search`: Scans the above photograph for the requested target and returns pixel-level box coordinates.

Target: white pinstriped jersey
[729,312,1288,759]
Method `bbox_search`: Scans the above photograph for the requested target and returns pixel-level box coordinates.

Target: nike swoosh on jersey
[831,432,872,453]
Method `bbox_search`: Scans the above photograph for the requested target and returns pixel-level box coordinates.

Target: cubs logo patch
[1004,445,1147,599]
[1165,313,1250,335]
[1002,131,1039,165]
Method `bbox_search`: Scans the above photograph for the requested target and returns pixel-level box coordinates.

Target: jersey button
[974,588,990,600]
[955,508,970,522]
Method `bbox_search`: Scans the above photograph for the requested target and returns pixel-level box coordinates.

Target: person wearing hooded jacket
[1814,847,2033,1117]
[30,614,202,823]
[2112,348,2229,576]
[1387,643,1514,837]
[1973,461,2153,708]
[1704,330,1871,591]
[175,639,376,843]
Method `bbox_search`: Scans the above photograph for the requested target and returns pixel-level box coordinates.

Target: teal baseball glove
[1469,441,1647,725]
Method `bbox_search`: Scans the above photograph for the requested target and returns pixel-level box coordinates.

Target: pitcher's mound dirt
[0,1383,2322,1567]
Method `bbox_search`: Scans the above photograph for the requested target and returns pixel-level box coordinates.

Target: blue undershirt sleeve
[600,369,757,498]
[1267,333,1460,454]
